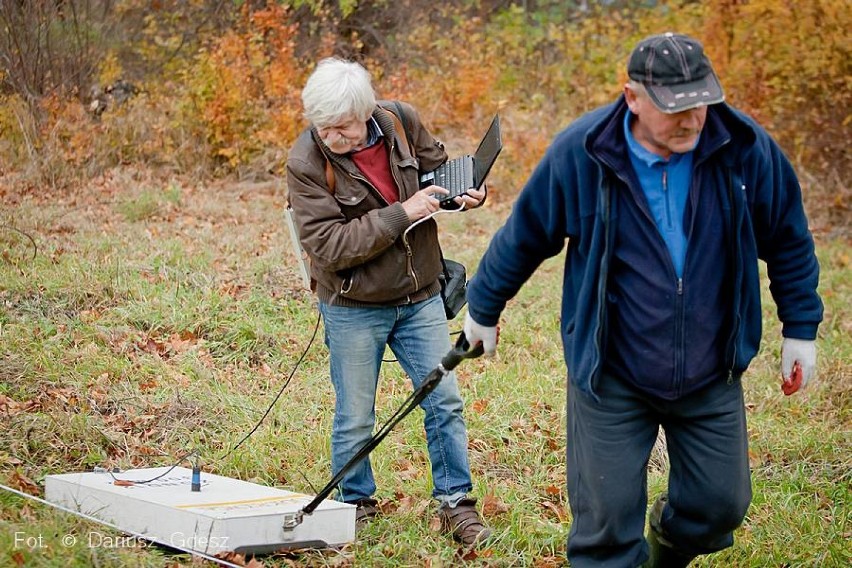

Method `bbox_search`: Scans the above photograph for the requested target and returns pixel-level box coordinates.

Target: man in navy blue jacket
[464,33,823,567]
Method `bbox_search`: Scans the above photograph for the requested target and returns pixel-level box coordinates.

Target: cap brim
[645,72,725,114]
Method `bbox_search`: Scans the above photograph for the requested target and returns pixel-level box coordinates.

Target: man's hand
[463,312,498,357]
[452,186,486,209]
[403,186,448,221]
[781,338,816,390]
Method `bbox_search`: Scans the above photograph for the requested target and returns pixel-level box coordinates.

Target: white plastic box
[44,466,355,555]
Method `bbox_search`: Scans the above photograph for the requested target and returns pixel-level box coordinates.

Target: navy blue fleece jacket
[466,97,823,399]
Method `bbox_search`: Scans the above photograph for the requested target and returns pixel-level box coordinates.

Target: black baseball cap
[627,32,724,113]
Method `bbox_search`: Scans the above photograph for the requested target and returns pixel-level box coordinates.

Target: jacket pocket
[335,250,417,303]
[333,186,369,208]
[396,156,419,170]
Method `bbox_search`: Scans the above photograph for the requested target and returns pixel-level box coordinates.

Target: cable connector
[282,511,304,531]
[191,464,201,492]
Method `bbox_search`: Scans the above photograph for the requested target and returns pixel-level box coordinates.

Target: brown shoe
[348,498,379,528]
[439,497,493,546]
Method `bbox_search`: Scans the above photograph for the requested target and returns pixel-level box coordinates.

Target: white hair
[625,79,648,98]
[301,58,377,128]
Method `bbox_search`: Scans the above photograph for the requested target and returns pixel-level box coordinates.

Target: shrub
[180,4,305,175]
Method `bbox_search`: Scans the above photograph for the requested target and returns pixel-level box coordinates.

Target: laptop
[420,115,502,202]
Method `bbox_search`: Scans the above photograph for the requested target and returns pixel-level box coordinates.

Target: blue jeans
[566,372,752,567]
[318,294,473,505]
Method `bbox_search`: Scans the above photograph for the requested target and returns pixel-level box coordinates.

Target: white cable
[0,482,246,568]
[403,201,467,239]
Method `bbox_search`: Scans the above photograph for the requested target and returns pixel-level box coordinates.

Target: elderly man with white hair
[286,57,490,546]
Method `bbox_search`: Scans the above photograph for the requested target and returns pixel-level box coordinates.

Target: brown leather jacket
[286,102,449,307]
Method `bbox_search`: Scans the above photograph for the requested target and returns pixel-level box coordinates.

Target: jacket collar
[586,96,756,172]
[372,105,397,143]
[310,105,397,173]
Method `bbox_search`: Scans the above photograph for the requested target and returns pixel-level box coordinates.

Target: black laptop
[420,115,502,202]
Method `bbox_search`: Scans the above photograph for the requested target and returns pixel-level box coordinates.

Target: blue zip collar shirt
[623,111,695,278]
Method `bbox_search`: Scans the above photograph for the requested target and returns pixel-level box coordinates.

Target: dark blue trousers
[566,373,752,567]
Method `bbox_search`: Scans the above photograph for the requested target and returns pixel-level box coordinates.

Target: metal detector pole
[284,333,484,529]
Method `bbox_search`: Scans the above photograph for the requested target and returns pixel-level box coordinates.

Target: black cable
[106,450,198,484]
[220,308,322,459]
[98,306,321,483]
[1,224,38,262]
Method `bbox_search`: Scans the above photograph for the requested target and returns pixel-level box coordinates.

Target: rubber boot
[643,494,697,568]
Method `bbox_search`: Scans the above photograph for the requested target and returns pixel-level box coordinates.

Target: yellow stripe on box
[175,494,309,509]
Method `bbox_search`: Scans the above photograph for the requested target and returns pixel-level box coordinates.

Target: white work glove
[781,338,816,389]
[463,311,498,357]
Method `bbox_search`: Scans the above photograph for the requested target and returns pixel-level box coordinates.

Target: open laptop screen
[473,115,502,186]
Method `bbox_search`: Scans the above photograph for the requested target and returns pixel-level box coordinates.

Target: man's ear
[624,84,640,114]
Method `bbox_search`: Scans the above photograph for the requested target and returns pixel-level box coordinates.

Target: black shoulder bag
[439,254,467,320]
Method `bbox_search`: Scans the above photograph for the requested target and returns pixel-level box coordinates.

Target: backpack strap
[385,101,415,158]
[322,102,414,195]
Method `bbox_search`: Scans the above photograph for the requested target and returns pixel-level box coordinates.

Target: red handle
[782,361,803,396]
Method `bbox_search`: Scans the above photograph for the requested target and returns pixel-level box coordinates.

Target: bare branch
[1,224,38,263]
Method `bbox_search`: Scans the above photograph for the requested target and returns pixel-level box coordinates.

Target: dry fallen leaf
[9,470,39,495]
[481,493,510,516]
[540,500,568,522]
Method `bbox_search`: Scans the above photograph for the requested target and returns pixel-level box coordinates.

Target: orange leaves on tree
[700,0,850,173]
[191,4,304,171]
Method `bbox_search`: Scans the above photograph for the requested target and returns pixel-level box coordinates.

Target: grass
[1,167,849,567]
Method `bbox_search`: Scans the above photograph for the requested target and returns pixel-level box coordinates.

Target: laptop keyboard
[445,160,463,187]
[438,159,473,197]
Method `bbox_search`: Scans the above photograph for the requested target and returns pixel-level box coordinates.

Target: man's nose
[679,108,703,128]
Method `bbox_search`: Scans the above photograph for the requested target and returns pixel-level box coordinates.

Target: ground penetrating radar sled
[44,333,484,556]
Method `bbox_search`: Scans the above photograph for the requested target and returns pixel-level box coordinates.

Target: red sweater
[351,142,398,204]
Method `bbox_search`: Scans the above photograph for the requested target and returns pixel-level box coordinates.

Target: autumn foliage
[0,0,848,217]
[0,4,848,565]
[185,4,305,171]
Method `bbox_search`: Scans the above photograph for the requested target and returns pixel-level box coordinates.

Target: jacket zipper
[341,139,421,297]
[672,165,698,397]
[674,277,685,395]
[602,160,684,393]
[590,176,613,393]
[387,137,421,295]
[336,168,393,296]
[725,168,741,384]
[657,165,685,392]
[401,234,419,292]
